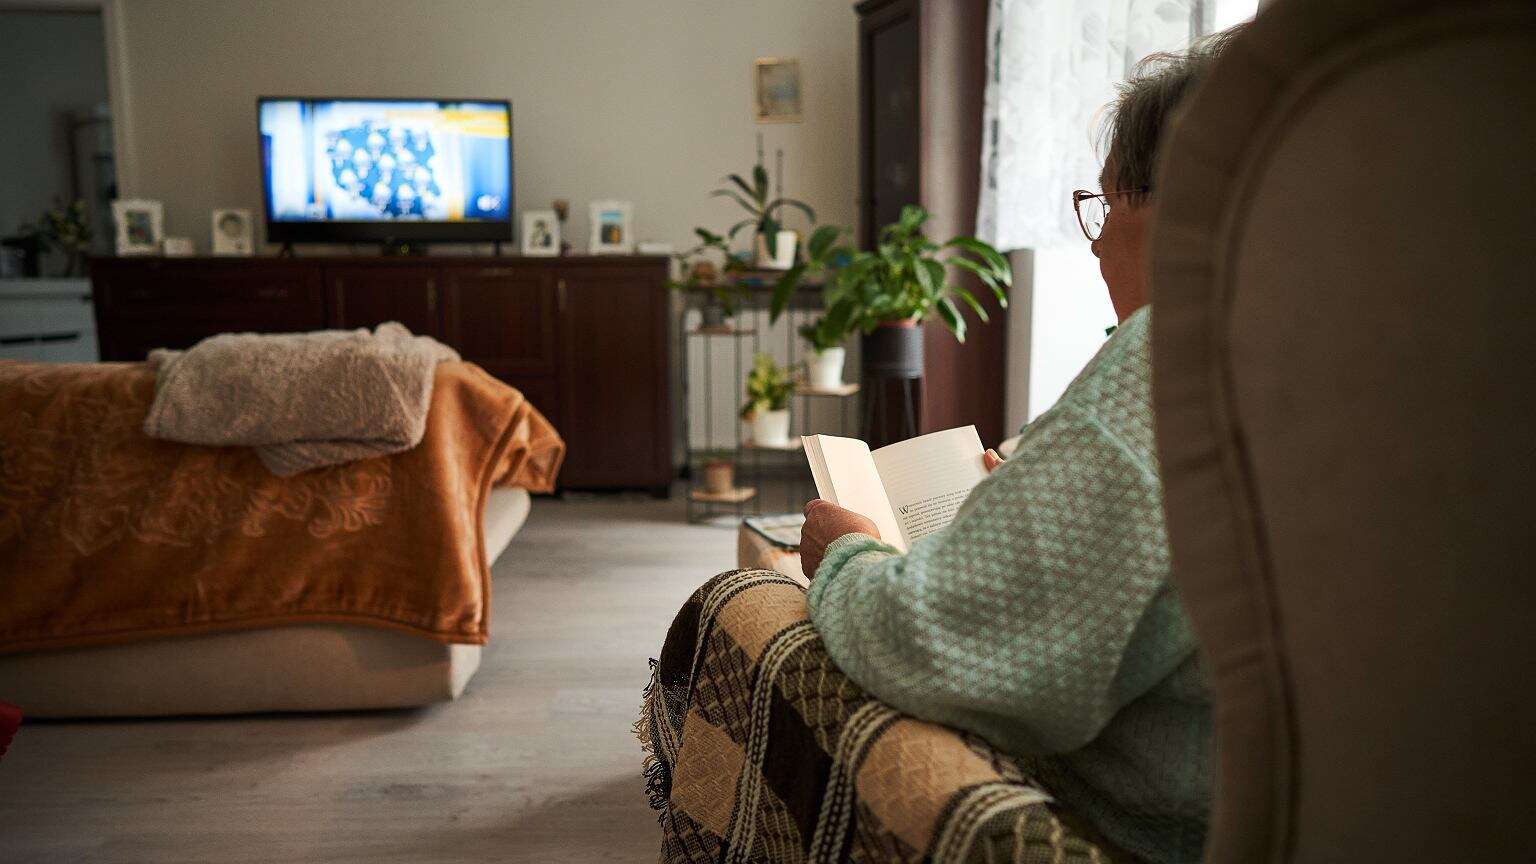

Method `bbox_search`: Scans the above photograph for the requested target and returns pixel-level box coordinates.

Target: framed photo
[111,199,164,255]
[588,200,634,254]
[754,57,802,124]
[521,209,560,256]
[211,208,255,256]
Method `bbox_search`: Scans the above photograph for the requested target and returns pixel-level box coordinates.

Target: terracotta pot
[702,460,735,494]
[862,320,923,379]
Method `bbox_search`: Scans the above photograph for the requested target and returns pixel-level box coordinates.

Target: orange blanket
[0,360,563,654]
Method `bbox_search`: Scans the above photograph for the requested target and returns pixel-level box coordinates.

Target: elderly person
[798,30,1240,864]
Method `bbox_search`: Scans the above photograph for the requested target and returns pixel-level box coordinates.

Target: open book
[803,426,988,552]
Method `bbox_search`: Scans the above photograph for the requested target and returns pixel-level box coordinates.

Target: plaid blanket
[638,569,1119,863]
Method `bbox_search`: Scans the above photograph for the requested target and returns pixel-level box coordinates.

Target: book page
[871,426,988,547]
[803,435,905,550]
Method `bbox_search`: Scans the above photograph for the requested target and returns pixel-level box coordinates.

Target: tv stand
[87,254,673,494]
[379,240,427,257]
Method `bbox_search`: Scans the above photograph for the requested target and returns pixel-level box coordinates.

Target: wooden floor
[0,493,735,864]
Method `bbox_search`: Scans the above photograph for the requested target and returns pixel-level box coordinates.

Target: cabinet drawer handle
[255,286,287,300]
[427,280,438,314]
[557,278,567,313]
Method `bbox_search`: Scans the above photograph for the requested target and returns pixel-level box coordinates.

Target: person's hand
[984,448,1005,473]
[800,499,880,581]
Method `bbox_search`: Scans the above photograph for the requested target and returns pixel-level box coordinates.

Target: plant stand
[679,276,860,525]
[861,325,922,447]
[861,376,919,448]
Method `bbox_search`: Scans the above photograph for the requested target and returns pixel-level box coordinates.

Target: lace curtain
[976,0,1209,252]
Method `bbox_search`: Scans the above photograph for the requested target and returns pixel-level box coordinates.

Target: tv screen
[258,97,512,243]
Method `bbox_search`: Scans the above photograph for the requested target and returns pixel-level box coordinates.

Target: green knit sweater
[807,307,1211,863]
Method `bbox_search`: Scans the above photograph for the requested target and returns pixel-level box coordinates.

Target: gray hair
[1102,25,1247,203]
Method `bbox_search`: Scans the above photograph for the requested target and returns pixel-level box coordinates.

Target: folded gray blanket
[143,322,459,476]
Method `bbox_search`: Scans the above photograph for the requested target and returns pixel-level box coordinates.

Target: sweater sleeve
[806,400,1196,756]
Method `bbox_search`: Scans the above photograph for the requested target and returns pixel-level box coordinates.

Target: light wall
[0,10,109,238]
[112,0,858,255]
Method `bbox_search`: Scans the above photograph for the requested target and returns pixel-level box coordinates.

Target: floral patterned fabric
[0,360,563,654]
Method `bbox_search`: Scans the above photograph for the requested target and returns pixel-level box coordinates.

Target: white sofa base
[0,487,531,718]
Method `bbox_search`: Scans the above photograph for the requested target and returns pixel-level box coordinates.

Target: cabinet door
[91,259,325,361]
[498,375,561,435]
[556,267,670,489]
[326,266,441,336]
[440,266,557,377]
[860,0,921,246]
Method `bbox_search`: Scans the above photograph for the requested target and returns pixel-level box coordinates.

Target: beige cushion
[1151,1,1535,860]
[0,487,531,717]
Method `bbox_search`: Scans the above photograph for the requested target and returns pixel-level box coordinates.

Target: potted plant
[697,450,737,495]
[668,229,751,329]
[711,139,814,269]
[24,199,93,278]
[770,205,1011,377]
[799,313,853,390]
[741,352,794,447]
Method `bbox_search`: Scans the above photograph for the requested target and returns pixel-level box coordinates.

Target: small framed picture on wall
[754,57,802,123]
[211,209,255,255]
[521,209,560,256]
[111,199,164,255]
[588,200,634,254]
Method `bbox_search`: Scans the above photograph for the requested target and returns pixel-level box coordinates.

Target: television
[258,97,512,244]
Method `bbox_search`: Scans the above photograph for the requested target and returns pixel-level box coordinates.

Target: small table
[736,514,808,586]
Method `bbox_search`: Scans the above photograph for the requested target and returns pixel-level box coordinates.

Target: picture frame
[111,199,164,256]
[211,208,255,256]
[754,57,803,124]
[521,209,560,256]
[588,200,634,254]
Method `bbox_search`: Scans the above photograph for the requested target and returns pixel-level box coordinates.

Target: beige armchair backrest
[1149,0,1536,861]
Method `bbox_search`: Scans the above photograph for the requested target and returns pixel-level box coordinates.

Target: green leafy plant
[666,228,752,317]
[798,314,851,353]
[740,352,794,419]
[770,205,1012,344]
[712,150,814,259]
[24,199,93,275]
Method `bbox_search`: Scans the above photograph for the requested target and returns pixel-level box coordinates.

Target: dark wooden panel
[97,319,293,363]
[495,374,560,432]
[556,268,670,490]
[860,0,921,248]
[441,266,557,374]
[90,259,326,361]
[856,0,1004,447]
[917,0,1005,447]
[85,255,673,491]
[325,265,440,336]
[92,259,324,323]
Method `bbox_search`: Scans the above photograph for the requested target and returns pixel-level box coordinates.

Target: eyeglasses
[1072,187,1149,241]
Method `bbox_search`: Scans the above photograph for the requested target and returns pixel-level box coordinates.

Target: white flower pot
[808,347,846,390]
[750,408,791,447]
[766,230,798,270]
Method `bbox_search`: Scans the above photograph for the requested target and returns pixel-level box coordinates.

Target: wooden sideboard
[88,255,673,494]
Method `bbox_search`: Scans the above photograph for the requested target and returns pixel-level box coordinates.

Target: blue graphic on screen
[260,100,510,223]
